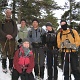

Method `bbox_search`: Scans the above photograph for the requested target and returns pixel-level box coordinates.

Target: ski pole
[9,40,11,53]
[62,48,66,80]
[69,53,71,80]
[38,52,40,77]
[69,49,72,80]
[53,54,54,79]
[52,47,54,79]
[2,39,8,53]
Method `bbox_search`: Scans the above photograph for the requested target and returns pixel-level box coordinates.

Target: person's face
[60,22,66,26]
[23,42,29,48]
[60,21,67,30]
[46,26,52,31]
[21,21,26,27]
[32,21,39,29]
[5,9,12,19]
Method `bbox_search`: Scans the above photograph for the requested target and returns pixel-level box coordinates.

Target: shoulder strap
[11,19,14,26]
[60,31,63,40]
[29,28,32,38]
[39,27,42,35]
[70,29,75,40]
[60,29,75,41]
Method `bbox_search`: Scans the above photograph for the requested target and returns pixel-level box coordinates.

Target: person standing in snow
[27,18,46,80]
[17,19,28,48]
[0,9,17,73]
[44,22,58,80]
[57,20,80,80]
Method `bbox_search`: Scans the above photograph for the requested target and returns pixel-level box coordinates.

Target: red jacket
[13,48,34,74]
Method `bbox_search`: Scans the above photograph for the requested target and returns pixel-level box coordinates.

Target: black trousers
[47,49,58,80]
[2,59,13,69]
[61,52,80,80]
[12,68,34,80]
[32,47,45,78]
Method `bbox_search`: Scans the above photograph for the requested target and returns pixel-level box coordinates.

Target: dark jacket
[0,19,17,41]
[13,47,34,74]
[45,30,57,49]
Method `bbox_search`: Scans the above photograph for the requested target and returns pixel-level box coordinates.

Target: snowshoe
[35,76,40,80]
[9,68,13,75]
[2,68,7,73]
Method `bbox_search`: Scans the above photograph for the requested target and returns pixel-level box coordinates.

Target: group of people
[0,8,80,80]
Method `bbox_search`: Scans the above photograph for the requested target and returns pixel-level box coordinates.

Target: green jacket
[18,26,28,40]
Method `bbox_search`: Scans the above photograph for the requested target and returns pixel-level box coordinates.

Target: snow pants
[47,48,58,80]
[12,68,34,80]
[32,47,45,78]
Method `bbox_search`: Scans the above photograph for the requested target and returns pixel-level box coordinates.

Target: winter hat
[46,22,52,27]
[22,38,32,49]
[32,18,39,23]
[22,38,30,43]
[60,20,67,24]
[20,19,26,23]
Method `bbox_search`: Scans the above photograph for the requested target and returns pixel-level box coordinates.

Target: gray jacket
[27,27,46,43]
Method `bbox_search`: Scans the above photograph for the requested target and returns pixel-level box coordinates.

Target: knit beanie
[46,22,52,27]
[32,18,39,23]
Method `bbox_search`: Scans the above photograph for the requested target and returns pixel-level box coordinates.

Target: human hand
[6,34,13,40]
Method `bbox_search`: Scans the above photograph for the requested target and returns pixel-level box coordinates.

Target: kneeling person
[12,39,35,80]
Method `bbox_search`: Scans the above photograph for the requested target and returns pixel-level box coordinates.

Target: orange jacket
[57,29,80,52]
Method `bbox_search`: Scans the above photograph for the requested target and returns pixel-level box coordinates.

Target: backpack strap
[70,29,75,41]
[29,27,42,38]
[39,27,42,35]
[11,19,14,26]
[60,29,75,41]
[29,28,32,38]
[18,47,24,57]
[60,30,63,40]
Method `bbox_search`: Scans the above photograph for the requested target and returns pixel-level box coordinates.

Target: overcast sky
[8,0,80,24]
[54,0,80,19]
[53,0,80,28]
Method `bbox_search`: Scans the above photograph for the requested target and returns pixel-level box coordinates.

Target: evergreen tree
[13,0,60,28]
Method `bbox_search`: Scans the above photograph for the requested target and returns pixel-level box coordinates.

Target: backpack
[60,29,75,41]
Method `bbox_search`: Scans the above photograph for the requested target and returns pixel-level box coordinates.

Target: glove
[18,38,22,43]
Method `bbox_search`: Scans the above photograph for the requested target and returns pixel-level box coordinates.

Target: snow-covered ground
[0,55,74,80]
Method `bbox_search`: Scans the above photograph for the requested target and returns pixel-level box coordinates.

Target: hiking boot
[35,76,40,80]
[2,68,7,73]
[2,59,7,73]
[2,59,7,68]
[39,77,44,80]
[9,68,13,75]
[9,59,13,69]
